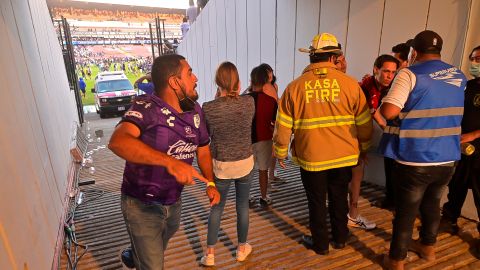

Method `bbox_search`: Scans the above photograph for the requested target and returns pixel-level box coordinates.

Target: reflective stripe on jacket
[273,62,372,171]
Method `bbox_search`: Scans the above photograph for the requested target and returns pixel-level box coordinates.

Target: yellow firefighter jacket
[273,62,372,171]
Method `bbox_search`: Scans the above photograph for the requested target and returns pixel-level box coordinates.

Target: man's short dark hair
[310,52,338,63]
[374,54,400,69]
[391,43,410,62]
[469,45,480,58]
[151,54,185,93]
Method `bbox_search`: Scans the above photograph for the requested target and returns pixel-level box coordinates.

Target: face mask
[179,96,196,112]
[174,79,197,112]
[469,62,480,78]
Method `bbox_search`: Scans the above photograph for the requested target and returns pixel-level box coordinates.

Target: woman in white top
[201,62,255,266]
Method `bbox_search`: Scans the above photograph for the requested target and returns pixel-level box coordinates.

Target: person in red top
[247,65,278,207]
[359,55,399,213]
[257,63,287,192]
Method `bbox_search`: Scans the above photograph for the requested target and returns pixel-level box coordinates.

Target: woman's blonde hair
[215,62,240,97]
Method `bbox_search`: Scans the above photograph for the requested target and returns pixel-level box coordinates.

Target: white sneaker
[348,214,376,230]
[200,254,215,266]
[236,243,252,262]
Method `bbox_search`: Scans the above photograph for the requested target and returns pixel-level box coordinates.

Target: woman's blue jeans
[207,171,253,246]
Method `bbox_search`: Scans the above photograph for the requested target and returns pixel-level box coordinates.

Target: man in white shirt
[380,30,467,270]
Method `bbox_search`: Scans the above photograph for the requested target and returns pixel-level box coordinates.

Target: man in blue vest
[379,30,467,269]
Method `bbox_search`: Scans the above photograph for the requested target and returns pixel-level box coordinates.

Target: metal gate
[148,16,177,58]
[53,16,84,124]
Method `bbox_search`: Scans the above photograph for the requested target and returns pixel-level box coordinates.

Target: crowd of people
[74,51,153,98]
[106,30,480,270]
[74,46,105,62]
[50,7,183,24]
[74,45,153,74]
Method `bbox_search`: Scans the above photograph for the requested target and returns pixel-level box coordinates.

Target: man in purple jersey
[109,54,220,270]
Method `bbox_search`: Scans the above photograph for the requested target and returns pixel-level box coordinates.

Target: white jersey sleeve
[381,68,416,109]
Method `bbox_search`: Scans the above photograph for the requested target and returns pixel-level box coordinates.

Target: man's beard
[178,84,198,112]
[189,85,199,101]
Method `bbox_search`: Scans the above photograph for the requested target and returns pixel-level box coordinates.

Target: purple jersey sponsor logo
[167,140,197,160]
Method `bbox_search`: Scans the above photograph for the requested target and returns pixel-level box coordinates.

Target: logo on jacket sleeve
[194,114,200,128]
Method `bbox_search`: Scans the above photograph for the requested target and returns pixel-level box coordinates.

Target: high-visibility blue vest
[379,60,466,163]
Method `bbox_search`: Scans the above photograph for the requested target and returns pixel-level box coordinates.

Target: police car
[92,71,137,118]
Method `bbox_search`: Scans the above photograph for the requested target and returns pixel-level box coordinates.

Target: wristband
[207,181,216,188]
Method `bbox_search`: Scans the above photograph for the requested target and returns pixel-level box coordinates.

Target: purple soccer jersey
[120,94,210,204]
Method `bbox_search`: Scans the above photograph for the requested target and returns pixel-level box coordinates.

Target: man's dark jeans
[384,157,395,205]
[442,155,480,232]
[389,162,455,260]
[300,167,351,252]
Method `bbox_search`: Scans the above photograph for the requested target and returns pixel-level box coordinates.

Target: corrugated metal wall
[0,0,79,269]
[178,0,473,104]
[178,0,480,221]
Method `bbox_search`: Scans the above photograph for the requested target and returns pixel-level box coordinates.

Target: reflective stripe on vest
[399,107,463,120]
[384,126,461,138]
[379,60,466,163]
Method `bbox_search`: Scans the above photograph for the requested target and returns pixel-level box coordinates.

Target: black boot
[121,247,135,268]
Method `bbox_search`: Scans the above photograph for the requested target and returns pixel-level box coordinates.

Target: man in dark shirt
[109,54,220,269]
[441,45,480,235]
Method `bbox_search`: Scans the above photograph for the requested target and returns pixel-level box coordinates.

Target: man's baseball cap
[411,30,443,54]
[299,33,342,55]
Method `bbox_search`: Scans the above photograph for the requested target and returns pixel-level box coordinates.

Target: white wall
[179,0,473,105]
[0,0,79,269]
[179,0,479,221]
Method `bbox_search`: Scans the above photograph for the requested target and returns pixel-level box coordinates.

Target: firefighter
[273,33,372,254]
